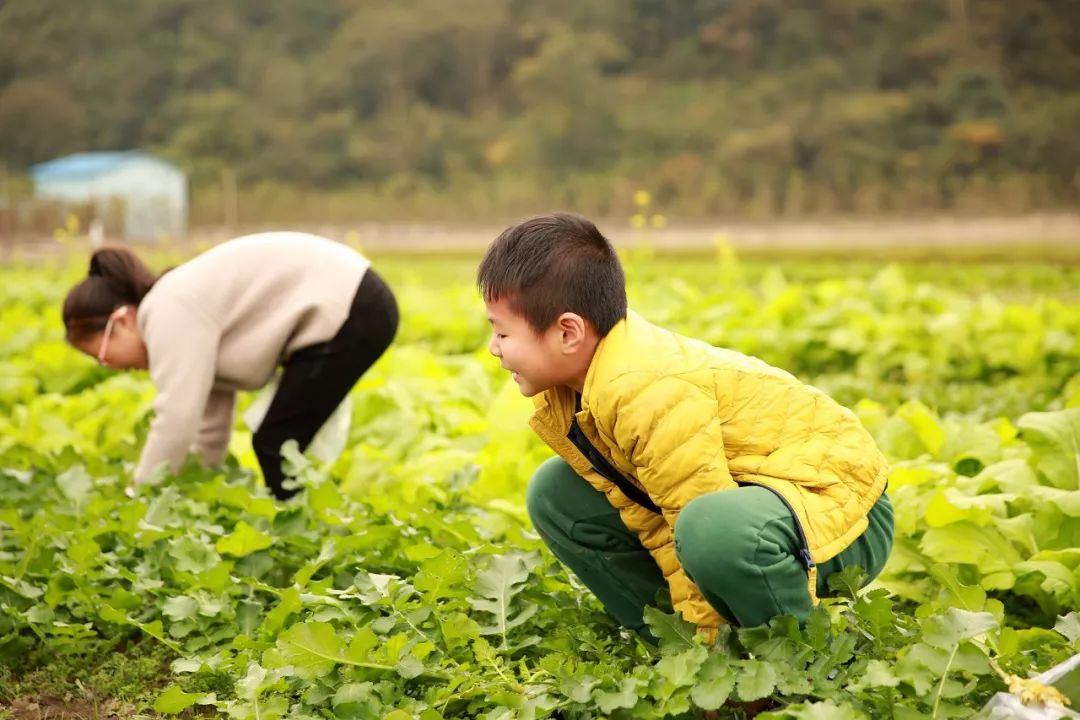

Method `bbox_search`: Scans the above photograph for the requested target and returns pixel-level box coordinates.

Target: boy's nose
[488,335,500,357]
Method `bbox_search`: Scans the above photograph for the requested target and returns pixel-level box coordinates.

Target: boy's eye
[496,334,507,340]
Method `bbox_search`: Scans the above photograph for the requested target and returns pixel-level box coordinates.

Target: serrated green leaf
[1019,408,1080,489]
[395,652,425,679]
[655,645,708,685]
[826,566,868,599]
[847,659,901,692]
[768,699,869,719]
[168,535,221,574]
[736,659,777,701]
[561,675,599,704]
[272,621,343,679]
[163,595,199,621]
[215,521,273,557]
[898,401,946,456]
[292,539,337,586]
[921,608,998,648]
[236,662,268,701]
[332,682,376,707]
[55,466,92,508]
[920,524,1021,580]
[346,626,380,663]
[928,564,988,611]
[171,658,202,673]
[153,685,206,714]
[354,570,397,604]
[414,549,469,600]
[896,645,944,697]
[691,653,736,710]
[804,606,831,650]
[98,604,127,624]
[468,552,535,649]
[1056,613,1080,644]
[643,606,696,653]
[594,677,642,713]
[263,586,301,635]
[1014,552,1079,601]
[26,604,53,624]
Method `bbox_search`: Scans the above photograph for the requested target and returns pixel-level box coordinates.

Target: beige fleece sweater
[134,232,370,484]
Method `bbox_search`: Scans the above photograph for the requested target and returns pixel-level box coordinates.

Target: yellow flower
[630,214,647,229]
[633,190,651,207]
[650,214,667,229]
[484,137,514,168]
[990,658,1070,709]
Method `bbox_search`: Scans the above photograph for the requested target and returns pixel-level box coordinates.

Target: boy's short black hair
[478,212,627,336]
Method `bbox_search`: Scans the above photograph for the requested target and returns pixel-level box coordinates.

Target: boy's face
[485,296,583,397]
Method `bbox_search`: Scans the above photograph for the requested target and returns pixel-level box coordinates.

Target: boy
[478,212,893,636]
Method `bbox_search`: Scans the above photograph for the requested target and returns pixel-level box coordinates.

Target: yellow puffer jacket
[529,311,889,631]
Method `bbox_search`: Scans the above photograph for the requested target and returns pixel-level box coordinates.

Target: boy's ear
[555,312,589,351]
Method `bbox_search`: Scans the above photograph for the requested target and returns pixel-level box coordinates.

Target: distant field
[343,213,1080,262]
[5,213,1080,264]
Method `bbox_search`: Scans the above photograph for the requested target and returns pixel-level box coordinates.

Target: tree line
[1,0,1078,222]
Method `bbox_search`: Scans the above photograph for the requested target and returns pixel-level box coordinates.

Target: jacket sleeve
[191,388,236,466]
[607,373,735,515]
[604,373,733,630]
[134,296,220,485]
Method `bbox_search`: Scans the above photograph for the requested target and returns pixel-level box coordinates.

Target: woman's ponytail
[86,247,158,304]
[63,246,159,342]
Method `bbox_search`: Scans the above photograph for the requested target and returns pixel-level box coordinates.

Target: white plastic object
[243,376,353,464]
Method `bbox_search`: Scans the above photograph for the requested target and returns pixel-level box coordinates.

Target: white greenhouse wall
[35,158,187,240]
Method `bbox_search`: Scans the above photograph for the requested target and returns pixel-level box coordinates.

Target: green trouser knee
[525,456,894,632]
[526,456,667,635]
[673,484,894,627]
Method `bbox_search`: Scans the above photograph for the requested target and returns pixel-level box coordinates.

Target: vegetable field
[3,251,1080,719]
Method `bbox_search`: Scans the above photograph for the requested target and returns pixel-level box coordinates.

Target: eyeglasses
[97,313,117,366]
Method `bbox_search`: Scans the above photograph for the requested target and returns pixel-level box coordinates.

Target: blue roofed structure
[31,151,187,240]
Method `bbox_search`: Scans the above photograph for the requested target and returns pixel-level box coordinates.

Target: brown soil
[5,697,139,720]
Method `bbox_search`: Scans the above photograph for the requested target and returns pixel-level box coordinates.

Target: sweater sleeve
[134,295,221,485]
[191,389,236,466]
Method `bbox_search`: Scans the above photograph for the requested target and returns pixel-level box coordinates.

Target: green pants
[525,456,894,632]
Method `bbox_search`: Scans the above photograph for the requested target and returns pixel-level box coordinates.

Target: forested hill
[1,0,1078,218]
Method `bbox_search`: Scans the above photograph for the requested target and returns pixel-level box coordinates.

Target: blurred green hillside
[1,0,1078,221]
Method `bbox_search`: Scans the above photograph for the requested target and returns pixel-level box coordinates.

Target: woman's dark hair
[477,212,627,336]
[62,247,158,343]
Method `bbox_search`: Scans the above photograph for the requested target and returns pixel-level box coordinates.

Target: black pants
[253,269,398,499]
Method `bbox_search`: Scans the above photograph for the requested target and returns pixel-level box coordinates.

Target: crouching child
[478,212,894,636]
